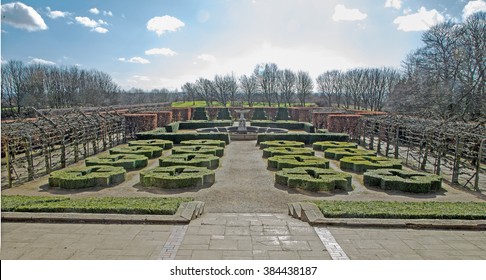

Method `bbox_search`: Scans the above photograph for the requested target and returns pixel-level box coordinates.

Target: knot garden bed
[312,141,357,151]
[49,165,126,189]
[268,155,329,170]
[140,166,215,189]
[85,154,148,170]
[110,146,163,159]
[363,169,442,193]
[172,145,224,157]
[180,139,226,147]
[275,167,352,191]
[159,153,220,169]
[259,140,305,149]
[128,139,173,150]
[340,156,402,172]
[263,147,315,158]
[324,147,376,160]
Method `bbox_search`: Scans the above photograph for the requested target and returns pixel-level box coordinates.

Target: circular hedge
[324,147,376,160]
[159,153,220,169]
[363,169,442,193]
[267,155,329,170]
[260,140,305,149]
[110,146,163,159]
[140,165,215,189]
[128,139,173,150]
[312,141,357,151]
[172,145,224,157]
[275,167,352,191]
[262,147,314,158]
[180,139,226,147]
[340,156,402,172]
[49,166,126,189]
[85,154,148,170]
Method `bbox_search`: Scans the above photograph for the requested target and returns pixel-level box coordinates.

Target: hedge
[267,155,329,170]
[140,166,215,189]
[136,131,230,144]
[276,107,290,120]
[85,154,148,170]
[262,147,315,158]
[257,133,349,145]
[180,139,226,147]
[363,169,442,193]
[251,121,313,131]
[313,141,357,151]
[260,140,305,149]
[159,153,220,169]
[164,122,180,132]
[252,107,267,120]
[110,146,163,159]
[1,195,69,211]
[128,139,174,150]
[324,147,376,160]
[340,156,402,172]
[179,121,232,130]
[192,107,208,120]
[49,166,126,189]
[172,145,225,157]
[275,167,352,191]
[217,107,232,120]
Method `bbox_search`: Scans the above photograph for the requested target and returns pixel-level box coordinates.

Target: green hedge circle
[312,141,357,151]
[324,147,376,160]
[267,155,329,170]
[340,156,402,172]
[275,167,352,191]
[85,154,148,170]
[180,139,226,147]
[159,153,220,169]
[128,139,173,150]
[363,169,442,193]
[172,145,224,157]
[262,147,314,158]
[260,140,305,149]
[49,166,126,189]
[110,146,163,158]
[140,165,215,188]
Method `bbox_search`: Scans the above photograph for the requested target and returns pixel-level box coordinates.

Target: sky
[1,0,486,90]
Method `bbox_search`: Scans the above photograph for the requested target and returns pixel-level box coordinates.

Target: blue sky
[1,0,485,90]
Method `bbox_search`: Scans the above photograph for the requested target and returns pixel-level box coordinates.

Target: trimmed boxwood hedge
[140,165,215,189]
[192,107,208,120]
[340,156,402,172]
[128,139,173,150]
[181,139,226,147]
[164,122,180,132]
[49,166,126,189]
[262,147,315,158]
[260,140,305,149]
[85,154,148,170]
[257,133,349,145]
[136,132,230,144]
[252,107,267,120]
[110,146,163,158]
[324,147,376,160]
[159,153,220,169]
[268,155,329,170]
[251,121,314,132]
[275,167,352,191]
[313,141,357,151]
[217,108,232,120]
[172,145,224,157]
[179,120,232,130]
[1,195,69,211]
[363,169,442,193]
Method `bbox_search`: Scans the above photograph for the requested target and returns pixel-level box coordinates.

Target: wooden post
[452,136,462,184]
[474,139,485,192]
[24,135,34,181]
[394,127,400,159]
[4,141,12,188]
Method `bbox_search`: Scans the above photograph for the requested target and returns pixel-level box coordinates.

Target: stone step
[299,202,324,223]
[287,203,302,219]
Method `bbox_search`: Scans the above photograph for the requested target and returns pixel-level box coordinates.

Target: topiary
[340,156,402,172]
[260,140,305,149]
[140,165,215,188]
[159,153,220,169]
[192,107,208,120]
[275,167,352,191]
[363,169,442,193]
[49,166,126,189]
[324,147,376,160]
[172,145,224,157]
[262,147,314,158]
[312,141,357,151]
[276,107,290,121]
[252,107,267,120]
[217,107,232,120]
[85,154,148,170]
[128,139,173,150]
[267,155,329,170]
[180,139,226,147]
[110,146,163,158]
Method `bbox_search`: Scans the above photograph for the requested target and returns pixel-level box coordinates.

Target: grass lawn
[171,101,317,107]
[2,195,193,215]
[312,200,486,220]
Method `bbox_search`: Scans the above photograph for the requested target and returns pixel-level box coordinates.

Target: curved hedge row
[110,146,163,159]
[260,140,305,149]
[324,148,376,160]
[172,145,224,157]
[136,131,230,145]
[128,139,173,150]
[85,154,148,170]
[275,167,352,191]
[181,139,226,147]
[159,153,220,169]
[267,155,329,170]
[49,166,126,189]
[340,156,402,172]
[262,147,315,158]
[140,165,215,189]
[363,169,442,193]
[312,141,357,151]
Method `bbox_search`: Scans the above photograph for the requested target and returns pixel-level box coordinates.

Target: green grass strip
[2,196,193,215]
[312,200,486,220]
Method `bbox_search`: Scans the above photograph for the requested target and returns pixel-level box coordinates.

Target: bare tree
[182,82,197,105]
[239,74,258,107]
[195,78,214,106]
[254,63,279,106]
[277,69,296,107]
[295,70,314,107]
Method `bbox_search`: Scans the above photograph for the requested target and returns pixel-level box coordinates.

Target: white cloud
[92,27,108,33]
[147,15,185,36]
[29,58,56,65]
[46,7,70,19]
[97,19,108,25]
[385,0,402,10]
[75,16,98,28]
[197,54,216,62]
[332,4,367,21]
[393,7,445,31]
[1,2,48,31]
[89,7,100,15]
[118,57,150,64]
[145,48,177,56]
[463,0,486,19]
[103,10,113,17]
